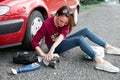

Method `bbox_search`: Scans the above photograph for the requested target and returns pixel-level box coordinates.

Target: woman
[31,6,120,73]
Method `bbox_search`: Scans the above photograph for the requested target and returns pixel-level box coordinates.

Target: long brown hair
[56,6,74,33]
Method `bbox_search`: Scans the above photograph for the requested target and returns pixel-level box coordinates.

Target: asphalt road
[0,3,120,80]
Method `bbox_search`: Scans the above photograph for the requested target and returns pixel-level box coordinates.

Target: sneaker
[95,61,120,73]
[105,46,120,55]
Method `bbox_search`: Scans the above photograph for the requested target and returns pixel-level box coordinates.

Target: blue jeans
[47,28,107,59]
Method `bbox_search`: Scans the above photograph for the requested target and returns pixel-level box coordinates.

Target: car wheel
[22,10,44,50]
[74,8,79,26]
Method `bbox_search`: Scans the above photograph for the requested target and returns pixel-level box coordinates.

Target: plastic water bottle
[11,62,40,75]
[84,46,104,60]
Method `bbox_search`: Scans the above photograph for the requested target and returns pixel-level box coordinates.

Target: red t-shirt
[31,16,69,48]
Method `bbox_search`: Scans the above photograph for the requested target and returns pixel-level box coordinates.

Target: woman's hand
[44,47,55,61]
[44,53,52,61]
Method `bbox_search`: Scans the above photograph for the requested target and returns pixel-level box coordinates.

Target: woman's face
[56,15,69,27]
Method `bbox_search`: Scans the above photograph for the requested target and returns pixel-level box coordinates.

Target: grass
[80,2,106,12]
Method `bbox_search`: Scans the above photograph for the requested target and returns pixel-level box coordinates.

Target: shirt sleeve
[31,22,46,48]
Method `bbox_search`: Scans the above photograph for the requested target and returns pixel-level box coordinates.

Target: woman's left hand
[45,53,52,61]
[45,47,55,61]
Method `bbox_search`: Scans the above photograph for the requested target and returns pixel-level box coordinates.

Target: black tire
[22,10,44,50]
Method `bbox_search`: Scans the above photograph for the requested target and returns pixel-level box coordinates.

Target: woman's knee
[78,28,91,35]
[82,28,90,32]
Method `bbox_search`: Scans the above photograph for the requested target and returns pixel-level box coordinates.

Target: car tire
[22,10,44,50]
[74,8,79,26]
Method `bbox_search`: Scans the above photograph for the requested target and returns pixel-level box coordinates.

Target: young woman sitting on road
[31,6,120,73]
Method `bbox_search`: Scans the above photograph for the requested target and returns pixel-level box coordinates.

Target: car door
[64,0,78,7]
[43,0,61,16]
[44,0,78,16]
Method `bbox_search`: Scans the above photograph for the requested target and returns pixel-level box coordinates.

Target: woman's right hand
[35,46,53,61]
[40,53,52,61]
[45,53,52,61]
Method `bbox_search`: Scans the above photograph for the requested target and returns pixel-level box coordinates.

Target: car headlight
[0,6,10,16]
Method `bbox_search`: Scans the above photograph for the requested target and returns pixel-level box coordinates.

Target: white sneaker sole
[95,66,120,73]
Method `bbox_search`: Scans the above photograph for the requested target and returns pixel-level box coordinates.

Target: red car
[0,0,80,50]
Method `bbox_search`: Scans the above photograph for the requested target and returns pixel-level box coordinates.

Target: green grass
[80,2,106,12]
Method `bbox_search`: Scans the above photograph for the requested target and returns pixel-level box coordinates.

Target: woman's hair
[56,6,74,33]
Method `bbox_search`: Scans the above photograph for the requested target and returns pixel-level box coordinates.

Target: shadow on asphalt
[0,45,27,52]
